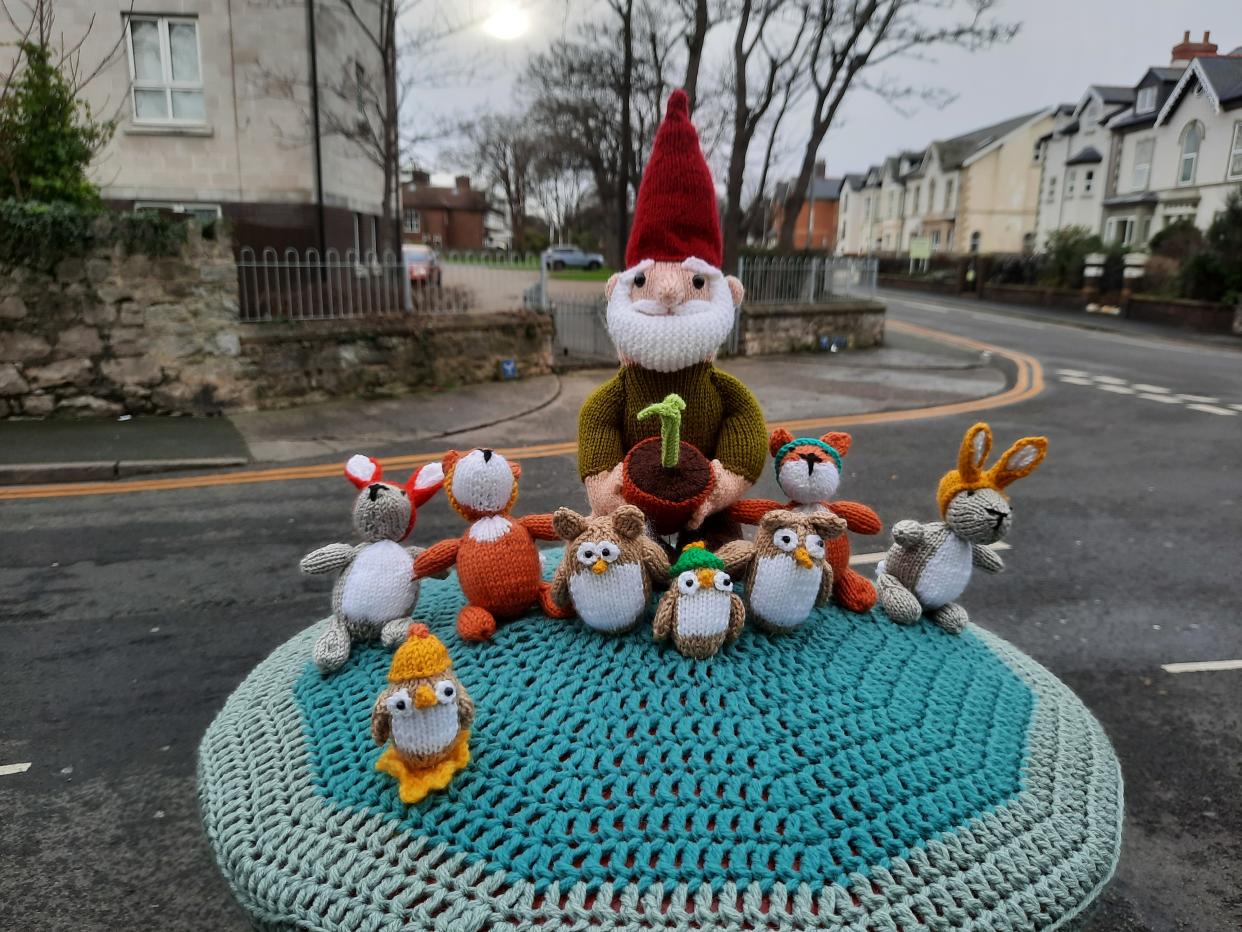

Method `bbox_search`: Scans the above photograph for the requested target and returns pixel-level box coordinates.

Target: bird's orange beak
[696,568,716,589]
[793,546,813,569]
[591,558,608,575]
[414,685,437,709]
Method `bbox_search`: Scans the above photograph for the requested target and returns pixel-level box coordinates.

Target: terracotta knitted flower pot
[621,436,715,535]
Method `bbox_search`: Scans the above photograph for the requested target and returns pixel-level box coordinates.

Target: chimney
[1171,29,1218,64]
[410,169,431,186]
[455,175,471,193]
[814,159,827,179]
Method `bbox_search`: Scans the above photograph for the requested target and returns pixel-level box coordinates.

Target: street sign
[909,236,932,260]
[499,359,518,380]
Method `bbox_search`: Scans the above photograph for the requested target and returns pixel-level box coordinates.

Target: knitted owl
[549,504,670,634]
[300,454,445,674]
[371,624,474,804]
[730,509,847,634]
[730,429,882,612]
[876,423,1048,634]
[652,542,745,659]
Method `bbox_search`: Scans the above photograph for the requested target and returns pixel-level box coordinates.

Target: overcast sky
[406,0,1237,185]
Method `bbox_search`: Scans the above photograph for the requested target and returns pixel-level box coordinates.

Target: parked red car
[403,244,442,286]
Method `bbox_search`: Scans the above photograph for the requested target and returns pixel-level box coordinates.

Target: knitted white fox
[876,423,1047,634]
[300,454,444,673]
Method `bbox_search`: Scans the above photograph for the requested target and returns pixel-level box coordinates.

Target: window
[135,201,220,224]
[969,231,981,253]
[1135,86,1156,113]
[943,178,954,212]
[126,16,204,123]
[887,191,894,217]
[1045,175,1057,203]
[1105,216,1135,246]
[370,216,379,254]
[352,213,361,257]
[1032,139,1044,163]
[1131,139,1154,191]
[916,184,923,214]
[1230,122,1242,178]
[1083,170,1094,196]
[403,208,421,233]
[1178,121,1203,185]
[928,179,937,212]
[1065,169,1076,198]
[930,229,941,249]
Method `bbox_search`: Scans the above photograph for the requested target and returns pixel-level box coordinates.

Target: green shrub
[0,43,114,206]
[112,210,189,257]
[1040,226,1101,288]
[0,198,96,268]
[1177,251,1229,302]
[1148,219,1203,259]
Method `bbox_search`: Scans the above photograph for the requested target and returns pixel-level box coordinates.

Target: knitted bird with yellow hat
[371,624,474,804]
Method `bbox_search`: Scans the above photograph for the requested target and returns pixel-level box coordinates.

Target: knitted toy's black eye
[692,274,705,289]
[634,273,646,288]
[395,700,406,711]
[966,490,976,497]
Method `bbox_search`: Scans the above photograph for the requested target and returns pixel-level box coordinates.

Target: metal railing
[738,255,878,304]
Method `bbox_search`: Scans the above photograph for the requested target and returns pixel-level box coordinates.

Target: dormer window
[1135,86,1156,114]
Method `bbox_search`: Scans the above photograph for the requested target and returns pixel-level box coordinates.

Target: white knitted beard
[607,272,736,372]
[778,457,840,503]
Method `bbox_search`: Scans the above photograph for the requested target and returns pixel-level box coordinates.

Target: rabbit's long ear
[345,453,381,489]
[957,423,992,481]
[990,437,1048,490]
[769,427,795,457]
[406,461,445,507]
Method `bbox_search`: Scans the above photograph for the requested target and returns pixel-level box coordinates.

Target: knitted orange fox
[414,448,571,641]
[730,429,881,612]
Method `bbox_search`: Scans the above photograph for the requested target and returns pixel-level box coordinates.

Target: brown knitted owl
[726,509,847,635]
[549,504,670,635]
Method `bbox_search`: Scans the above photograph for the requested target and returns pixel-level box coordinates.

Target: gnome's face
[605,258,744,373]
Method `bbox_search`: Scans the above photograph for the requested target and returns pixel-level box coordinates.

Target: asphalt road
[1,292,1239,931]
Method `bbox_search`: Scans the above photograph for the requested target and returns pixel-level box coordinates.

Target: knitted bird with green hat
[652,541,746,659]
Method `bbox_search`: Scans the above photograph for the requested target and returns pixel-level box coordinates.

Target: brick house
[770,162,842,251]
[400,172,489,250]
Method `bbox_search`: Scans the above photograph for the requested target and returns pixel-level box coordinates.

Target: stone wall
[979,282,1084,311]
[0,226,249,417]
[1124,295,1238,334]
[738,299,885,355]
[239,312,554,408]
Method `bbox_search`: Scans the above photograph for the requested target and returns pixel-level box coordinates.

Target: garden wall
[1124,296,1239,334]
[877,275,960,295]
[738,299,885,355]
[978,282,1085,311]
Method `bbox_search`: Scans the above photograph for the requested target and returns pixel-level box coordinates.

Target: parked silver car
[542,244,605,270]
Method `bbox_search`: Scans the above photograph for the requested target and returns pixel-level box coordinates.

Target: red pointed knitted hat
[625,89,722,269]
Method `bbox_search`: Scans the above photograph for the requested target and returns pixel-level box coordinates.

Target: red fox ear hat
[344,453,445,537]
[768,428,851,478]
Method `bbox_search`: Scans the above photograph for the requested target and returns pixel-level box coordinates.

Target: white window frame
[403,208,421,234]
[1135,86,1156,114]
[1229,121,1242,180]
[1131,139,1154,191]
[928,179,937,212]
[125,15,205,125]
[1065,169,1076,198]
[943,178,954,212]
[1083,169,1094,196]
[930,229,941,249]
[1105,216,1135,246]
[1178,121,1203,186]
[1045,175,1057,204]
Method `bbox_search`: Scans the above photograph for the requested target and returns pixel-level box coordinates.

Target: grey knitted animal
[875,423,1047,634]
[300,454,445,673]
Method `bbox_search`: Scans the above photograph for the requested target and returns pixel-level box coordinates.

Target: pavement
[0,324,1005,479]
[2,293,1241,931]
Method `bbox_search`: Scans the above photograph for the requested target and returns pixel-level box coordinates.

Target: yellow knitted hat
[387,624,451,682]
[936,423,1048,516]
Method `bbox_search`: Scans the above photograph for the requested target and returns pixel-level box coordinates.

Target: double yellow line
[0,320,1042,502]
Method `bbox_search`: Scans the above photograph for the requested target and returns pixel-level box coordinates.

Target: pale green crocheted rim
[198,622,1123,931]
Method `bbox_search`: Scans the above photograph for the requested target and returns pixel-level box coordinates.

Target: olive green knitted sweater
[577,363,767,482]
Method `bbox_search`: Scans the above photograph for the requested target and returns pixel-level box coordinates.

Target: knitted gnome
[577,89,765,547]
[372,624,474,804]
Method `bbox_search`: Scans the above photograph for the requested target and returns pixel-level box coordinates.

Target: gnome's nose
[657,278,680,308]
[481,448,493,463]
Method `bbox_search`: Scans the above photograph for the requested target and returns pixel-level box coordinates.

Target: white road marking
[0,762,32,776]
[1161,659,1242,674]
[1056,368,1090,377]
[1058,376,1094,385]
[1097,384,1137,394]
[1093,375,1128,385]
[1177,394,1219,403]
[1131,384,1170,393]
[1186,403,1238,416]
[849,541,1010,566]
[1231,404,1242,412]
[1139,393,1182,404]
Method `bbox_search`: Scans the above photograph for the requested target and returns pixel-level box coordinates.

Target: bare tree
[776,0,1018,250]
[679,0,712,112]
[720,0,809,271]
[463,113,538,253]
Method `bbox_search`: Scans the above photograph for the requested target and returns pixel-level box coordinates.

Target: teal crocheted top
[199,547,1123,931]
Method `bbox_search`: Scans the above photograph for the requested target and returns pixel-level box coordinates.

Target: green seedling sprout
[637,393,686,469]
